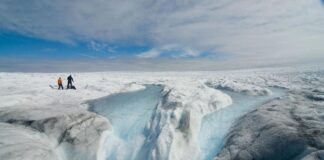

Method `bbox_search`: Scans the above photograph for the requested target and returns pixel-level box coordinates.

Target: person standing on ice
[57,77,63,90]
[67,75,74,89]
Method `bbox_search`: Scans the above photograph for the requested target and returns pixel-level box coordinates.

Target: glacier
[0,65,323,160]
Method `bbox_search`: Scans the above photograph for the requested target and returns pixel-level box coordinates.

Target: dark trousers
[67,81,72,89]
[58,84,63,90]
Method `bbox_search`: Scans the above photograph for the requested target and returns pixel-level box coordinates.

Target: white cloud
[1,0,324,61]
[87,41,109,52]
[137,45,201,58]
[137,49,161,58]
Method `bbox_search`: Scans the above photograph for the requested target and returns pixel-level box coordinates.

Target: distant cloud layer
[1,0,324,61]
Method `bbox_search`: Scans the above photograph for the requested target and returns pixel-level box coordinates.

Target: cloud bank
[1,0,324,61]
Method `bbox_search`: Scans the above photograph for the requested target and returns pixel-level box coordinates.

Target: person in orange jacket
[58,77,63,90]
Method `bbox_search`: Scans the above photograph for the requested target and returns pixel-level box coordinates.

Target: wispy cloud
[1,0,324,61]
[87,41,108,52]
[41,48,57,52]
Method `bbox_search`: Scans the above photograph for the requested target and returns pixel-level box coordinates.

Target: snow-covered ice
[0,65,323,160]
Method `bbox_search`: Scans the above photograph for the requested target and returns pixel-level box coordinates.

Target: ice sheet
[0,65,322,160]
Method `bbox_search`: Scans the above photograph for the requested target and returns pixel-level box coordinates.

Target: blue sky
[0,31,227,61]
[0,32,155,59]
[1,0,324,69]
[0,31,224,60]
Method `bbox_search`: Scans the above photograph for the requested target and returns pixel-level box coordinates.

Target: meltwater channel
[88,85,163,160]
[88,85,286,160]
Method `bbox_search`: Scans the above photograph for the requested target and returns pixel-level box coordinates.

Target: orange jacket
[58,78,62,85]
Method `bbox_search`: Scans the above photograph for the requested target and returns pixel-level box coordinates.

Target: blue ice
[88,85,162,160]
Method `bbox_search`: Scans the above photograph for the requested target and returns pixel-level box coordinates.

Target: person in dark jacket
[67,75,74,89]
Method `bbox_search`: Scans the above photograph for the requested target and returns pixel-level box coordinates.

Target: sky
[0,0,324,71]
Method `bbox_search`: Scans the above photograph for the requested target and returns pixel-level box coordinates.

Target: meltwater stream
[88,85,163,160]
[88,85,285,160]
[198,88,286,160]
